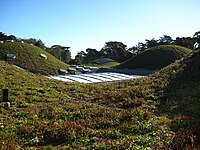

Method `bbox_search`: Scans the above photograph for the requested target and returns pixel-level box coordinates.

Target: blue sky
[1,0,200,58]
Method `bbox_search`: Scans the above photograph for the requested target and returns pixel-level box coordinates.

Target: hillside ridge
[0,42,69,75]
[117,45,192,70]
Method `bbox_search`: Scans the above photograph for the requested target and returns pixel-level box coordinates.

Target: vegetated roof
[151,50,200,141]
[117,45,192,70]
[0,50,200,148]
[0,42,69,75]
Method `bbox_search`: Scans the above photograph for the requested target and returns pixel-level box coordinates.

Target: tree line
[1,31,200,65]
[74,32,200,64]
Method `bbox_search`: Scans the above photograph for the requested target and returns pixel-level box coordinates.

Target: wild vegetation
[0,48,200,149]
[117,45,192,69]
[0,42,69,75]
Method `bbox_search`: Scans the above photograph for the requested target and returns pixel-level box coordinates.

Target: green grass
[0,50,200,149]
[117,45,192,70]
[0,42,69,75]
[84,62,120,68]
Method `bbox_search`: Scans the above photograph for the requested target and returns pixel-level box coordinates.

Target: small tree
[61,49,71,63]
[73,55,82,65]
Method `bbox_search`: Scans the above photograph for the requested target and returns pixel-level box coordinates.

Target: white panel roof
[50,72,143,84]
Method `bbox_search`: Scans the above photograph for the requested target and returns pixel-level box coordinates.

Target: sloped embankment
[0,42,69,75]
[117,45,192,70]
[150,50,200,146]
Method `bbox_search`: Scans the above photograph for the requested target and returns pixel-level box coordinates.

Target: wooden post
[2,89,9,102]
[2,89,10,109]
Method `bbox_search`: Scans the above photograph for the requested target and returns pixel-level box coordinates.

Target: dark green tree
[61,48,71,63]
[128,42,146,55]
[23,38,45,49]
[158,35,173,45]
[23,38,37,44]
[47,45,63,60]
[84,48,100,63]
[73,51,86,64]
[7,35,16,41]
[0,32,7,41]
[46,45,71,63]
[34,39,45,49]
[128,46,138,55]
[73,55,82,65]
[145,38,158,48]
[174,37,196,50]
[100,41,131,62]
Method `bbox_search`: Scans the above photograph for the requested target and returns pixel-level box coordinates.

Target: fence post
[2,89,10,109]
[3,89,9,102]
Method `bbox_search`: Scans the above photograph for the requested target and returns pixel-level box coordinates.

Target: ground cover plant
[84,61,120,68]
[0,42,69,75]
[0,50,200,149]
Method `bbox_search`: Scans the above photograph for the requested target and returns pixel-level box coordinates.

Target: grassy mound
[154,51,200,142]
[117,45,192,70]
[0,42,69,75]
[0,50,200,149]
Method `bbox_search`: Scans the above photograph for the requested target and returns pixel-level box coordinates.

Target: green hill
[0,42,69,75]
[151,50,200,145]
[0,50,200,149]
[117,45,192,70]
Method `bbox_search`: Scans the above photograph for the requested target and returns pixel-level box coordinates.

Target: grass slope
[117,45,192,70]
[84,62,120,68]
[0,42,69,75]
[0,51,200,149]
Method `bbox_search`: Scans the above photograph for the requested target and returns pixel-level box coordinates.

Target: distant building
[94,58,116,64]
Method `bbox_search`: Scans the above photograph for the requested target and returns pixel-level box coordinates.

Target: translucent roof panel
[50,72,144,84]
